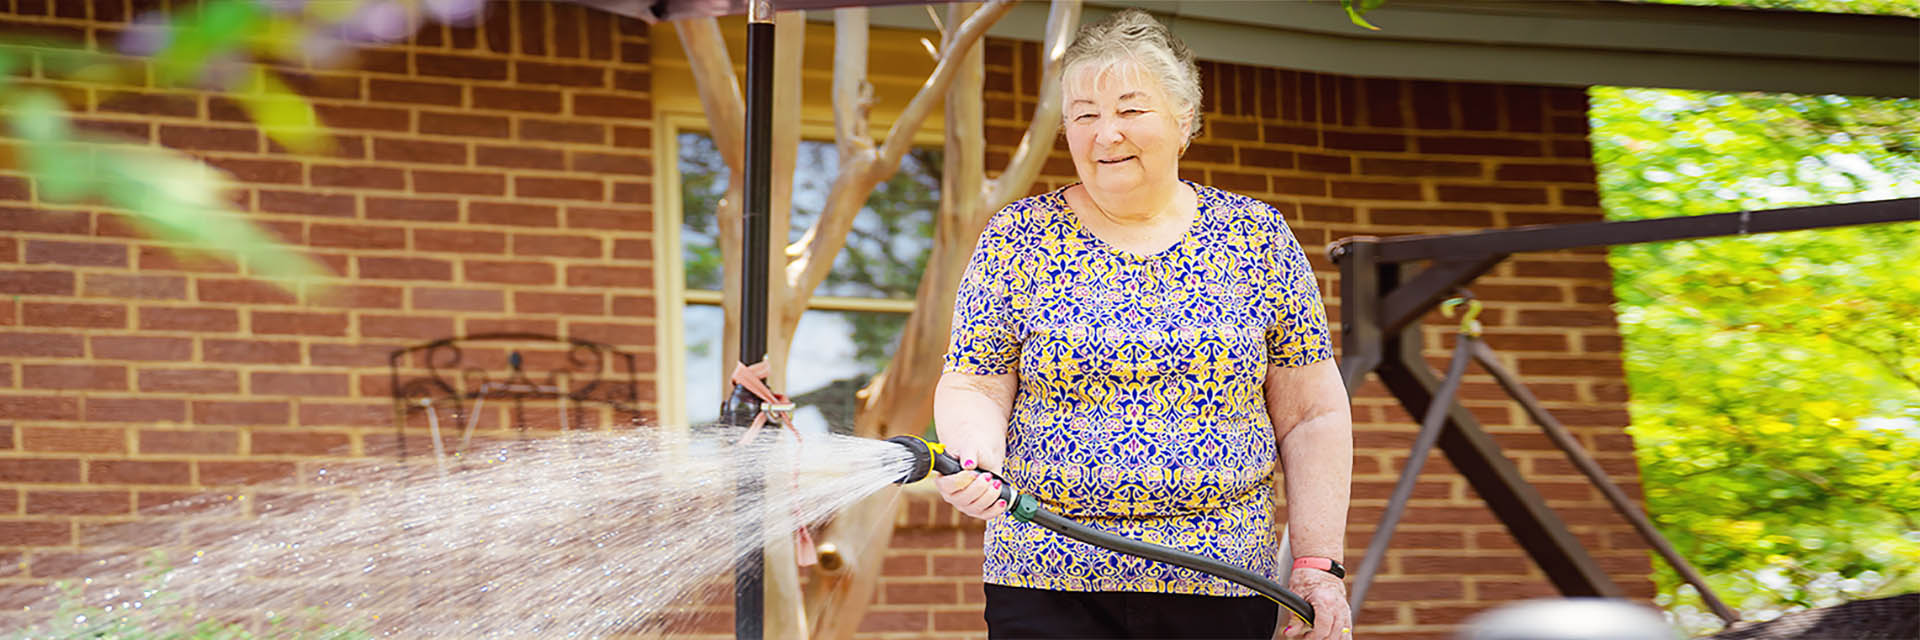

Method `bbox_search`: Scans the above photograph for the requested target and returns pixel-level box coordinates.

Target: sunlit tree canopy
[1592,1,1919,629]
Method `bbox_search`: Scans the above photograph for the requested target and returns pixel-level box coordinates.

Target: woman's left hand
[1279,568,1352,640]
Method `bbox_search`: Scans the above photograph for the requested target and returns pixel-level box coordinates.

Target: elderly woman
[933,9,1355,640]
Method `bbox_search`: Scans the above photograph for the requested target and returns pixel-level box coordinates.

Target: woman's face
[1062,61,1189,200]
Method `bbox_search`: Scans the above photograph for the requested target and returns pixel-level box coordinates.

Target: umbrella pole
[727,1,775,639]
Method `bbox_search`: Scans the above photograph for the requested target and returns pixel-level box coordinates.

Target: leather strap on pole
[727,360,817,567]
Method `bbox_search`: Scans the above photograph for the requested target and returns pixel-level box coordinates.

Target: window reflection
[679,132,728,291]
[676,130,940,433]
[680,131,941,299]
[682,307,903,435]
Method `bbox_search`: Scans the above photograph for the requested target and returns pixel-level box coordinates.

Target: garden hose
[886,435,1317,627]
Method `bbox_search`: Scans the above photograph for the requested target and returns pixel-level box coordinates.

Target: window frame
[654,111,941,427]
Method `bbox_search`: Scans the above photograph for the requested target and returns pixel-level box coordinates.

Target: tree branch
[804,5,1011,638]
[784,2,1012,325]
[767,10,807,355]
[675,18,746,175]
[874,0,1011,171]
[787,5,879,280]
[785,170,882,327]
[762,12,811,640]
[986,0,1078,211]
[831,7,875,159]
[1828,332,1920,393]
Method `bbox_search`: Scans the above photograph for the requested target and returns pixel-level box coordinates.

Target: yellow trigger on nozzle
[925,439,945,477]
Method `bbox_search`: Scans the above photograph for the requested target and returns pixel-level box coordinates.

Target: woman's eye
[1122,109,1145,116]
[1074,113,1096,122]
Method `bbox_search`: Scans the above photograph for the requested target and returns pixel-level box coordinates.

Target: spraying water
[5,428,917,638]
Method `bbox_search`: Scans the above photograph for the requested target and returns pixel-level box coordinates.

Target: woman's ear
[1178,107,1197,154]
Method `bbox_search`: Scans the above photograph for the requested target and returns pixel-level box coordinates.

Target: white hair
[1060,9,1204,142]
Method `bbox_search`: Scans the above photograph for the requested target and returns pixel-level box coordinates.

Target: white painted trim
[684,289,918,313]
[836,0,1918,98]
[654,113,708,429]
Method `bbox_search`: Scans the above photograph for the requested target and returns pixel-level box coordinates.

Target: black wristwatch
[1292,556,1346,579]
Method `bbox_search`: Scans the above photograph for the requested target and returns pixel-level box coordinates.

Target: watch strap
[1292,556,1346,579]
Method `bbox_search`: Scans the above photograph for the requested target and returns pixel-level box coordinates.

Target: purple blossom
[424,0,485,25]
[117,11,172,57]
[338,0,414,43]
[262,0,306,15]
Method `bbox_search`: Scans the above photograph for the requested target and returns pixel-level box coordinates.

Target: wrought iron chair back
[388,333,648,463]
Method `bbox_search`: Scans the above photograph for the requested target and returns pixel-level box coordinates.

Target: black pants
[985,584,1279,640]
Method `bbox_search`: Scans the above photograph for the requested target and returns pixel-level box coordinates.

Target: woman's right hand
[934,455,1009,520]
[932,371,1018,521]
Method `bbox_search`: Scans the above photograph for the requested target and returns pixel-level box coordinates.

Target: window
[671,130,941,434]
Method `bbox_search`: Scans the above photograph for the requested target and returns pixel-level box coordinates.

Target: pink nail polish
[991,479,1002,489]
[995,500,1006,508]
[963,458,975,468]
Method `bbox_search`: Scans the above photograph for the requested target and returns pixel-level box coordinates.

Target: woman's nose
[1095,119,1125,145]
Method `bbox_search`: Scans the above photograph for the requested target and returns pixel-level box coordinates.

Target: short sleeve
[1265,211,1334,368]
[943,204,1026,375]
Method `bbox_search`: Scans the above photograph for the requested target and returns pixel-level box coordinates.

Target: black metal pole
[1349,329,1475,620]
[1330,236,1384,391]
[726,2,774,639]
[1368,197,1918,264]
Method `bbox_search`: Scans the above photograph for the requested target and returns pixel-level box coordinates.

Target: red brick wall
[0,0,660,605]
[848,40,1651,640]
[0,3,1650,638]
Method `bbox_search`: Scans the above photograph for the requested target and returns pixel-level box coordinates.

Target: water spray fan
[886,435,1318,627]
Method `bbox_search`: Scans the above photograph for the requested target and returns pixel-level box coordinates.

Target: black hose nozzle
[881,434,1317,627]
[887,435,954,484]
[887,434,1030,518]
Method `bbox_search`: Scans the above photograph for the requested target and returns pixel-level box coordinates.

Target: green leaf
[1341,0,1385,30]
[238,67,328,154]
[90,141,331,290]
[152,0,267,86]
[8,89,72,144]
[0,46,18,80]
[249,15,313,61]
[7,89,94,202]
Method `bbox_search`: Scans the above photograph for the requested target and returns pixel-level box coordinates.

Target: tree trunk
[680,3,1073,637]
[760,10,809,640]
[678,11,806,639]
[801,3,1076,638]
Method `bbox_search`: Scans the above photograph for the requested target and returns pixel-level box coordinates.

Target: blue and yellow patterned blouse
[943,181,1334,596]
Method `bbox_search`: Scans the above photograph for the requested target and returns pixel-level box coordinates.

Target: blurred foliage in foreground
[1623,0,1917,17]
[1592,82,1920,633]
[1,0,485,293]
